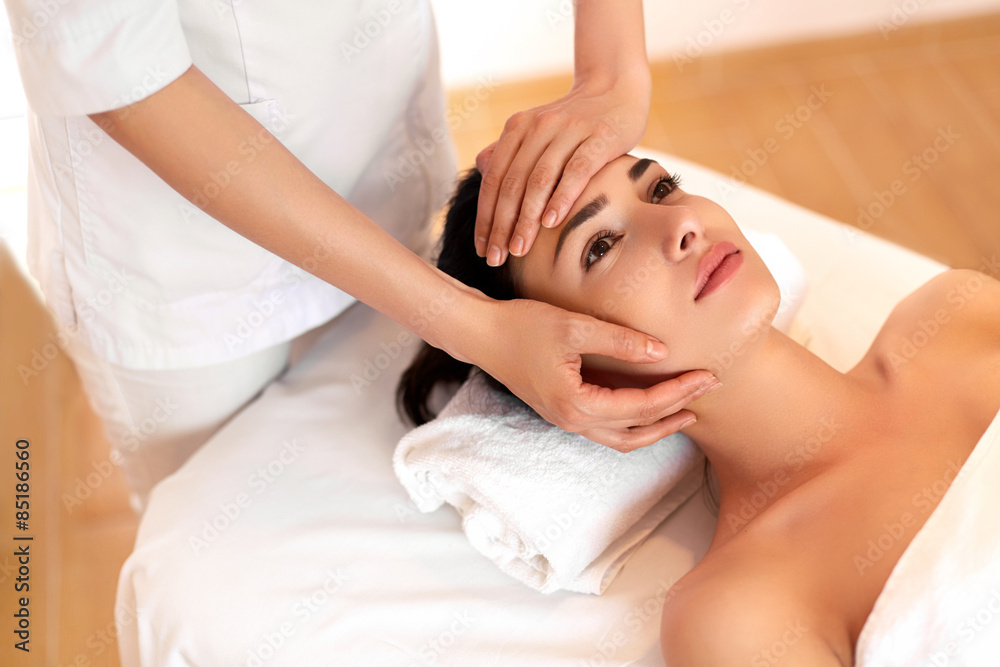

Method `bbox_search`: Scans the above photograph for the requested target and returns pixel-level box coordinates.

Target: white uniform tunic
[6,0,457,369]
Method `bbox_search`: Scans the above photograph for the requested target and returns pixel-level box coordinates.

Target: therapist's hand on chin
[473,71,651,267]
[467,298,717,452]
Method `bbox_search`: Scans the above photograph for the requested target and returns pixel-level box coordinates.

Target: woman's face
[511,155,780,383]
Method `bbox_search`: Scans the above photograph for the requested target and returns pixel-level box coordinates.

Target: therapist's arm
[474,0,651,265]
[89,66,715,450]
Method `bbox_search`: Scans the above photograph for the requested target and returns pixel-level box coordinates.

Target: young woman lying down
[398,154,1000,665]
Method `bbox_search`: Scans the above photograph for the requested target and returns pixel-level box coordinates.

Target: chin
[702,263,780,376]
[738,272,781,340]
[726,236,781,320]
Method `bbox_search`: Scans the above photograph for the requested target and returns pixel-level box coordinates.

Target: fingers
[643,370,721,417]
[506,132,586,258]
[582,409,698,452]
[566,372,720,451]
[477,113,573,266]
[474,141,497,176]
[485,136,555,263]
[482,300,716,452]
[569,315,670,363]
[574,372,718,428]
[472,81,646,265]
[480,132,612,263]
[542,135,610,231]
[475,111,599,265]
[474,112,533,262]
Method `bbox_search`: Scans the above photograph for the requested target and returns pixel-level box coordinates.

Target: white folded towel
[393,372,705,594]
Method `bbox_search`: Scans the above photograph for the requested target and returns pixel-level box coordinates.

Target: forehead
[537,154,648,242]
[571,154,646,209]
[512,155,650,297]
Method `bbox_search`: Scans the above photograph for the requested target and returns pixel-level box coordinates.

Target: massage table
[115,150,955,666]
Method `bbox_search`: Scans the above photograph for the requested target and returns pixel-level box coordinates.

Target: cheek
[642,259,780,373]
[580,289,693,381]
[586,253,673,327]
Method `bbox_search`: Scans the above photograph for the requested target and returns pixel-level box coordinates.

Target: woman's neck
[683,327,875,531]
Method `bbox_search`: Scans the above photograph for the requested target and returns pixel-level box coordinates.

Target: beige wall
[434,0,1000,87]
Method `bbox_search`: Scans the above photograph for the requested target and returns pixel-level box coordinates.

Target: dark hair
[397,169,521,426]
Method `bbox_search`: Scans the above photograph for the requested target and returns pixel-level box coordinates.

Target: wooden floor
[1,12,998,666]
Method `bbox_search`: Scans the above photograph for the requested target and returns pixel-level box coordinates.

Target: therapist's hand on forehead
[474,1,652,267]
[89,0,714,451]
[465,0,717,448]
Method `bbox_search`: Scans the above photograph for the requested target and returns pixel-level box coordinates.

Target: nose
[657,206,703,264]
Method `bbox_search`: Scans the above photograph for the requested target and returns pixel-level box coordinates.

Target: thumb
[571,316,668,364]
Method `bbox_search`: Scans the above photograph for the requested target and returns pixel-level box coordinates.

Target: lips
[694,241,742,301]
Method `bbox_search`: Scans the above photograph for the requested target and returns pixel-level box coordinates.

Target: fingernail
[476,236,487,256]
[700,380,723,395]
[680,417,697,429]
[487,245,502,267]
[510,236,524,256]
[646,339,667,359]
[542,210,558,228]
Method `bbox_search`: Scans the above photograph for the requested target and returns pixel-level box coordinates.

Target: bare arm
[90,66,713,449]
[89,66,465,351]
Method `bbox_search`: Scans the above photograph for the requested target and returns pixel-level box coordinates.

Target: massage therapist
[4,0,717,510]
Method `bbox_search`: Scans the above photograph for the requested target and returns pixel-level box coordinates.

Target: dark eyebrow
[551,158,657,266]
[628,158,655,183]
[554,194,608,265]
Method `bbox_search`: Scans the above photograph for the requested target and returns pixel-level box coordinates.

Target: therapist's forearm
[572,0,650,91]
[89,65,482,356]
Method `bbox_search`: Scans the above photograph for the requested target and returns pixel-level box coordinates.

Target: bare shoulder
[660,566,847,667]
[868,269,1000,375]
[884,269,1000,335]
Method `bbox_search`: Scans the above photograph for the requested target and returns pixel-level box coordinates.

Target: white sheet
[856,409,1000,666]
[116,150,948,666]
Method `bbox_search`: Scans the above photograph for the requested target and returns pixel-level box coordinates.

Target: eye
[651,173,683,204]
[584,231,621,271]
